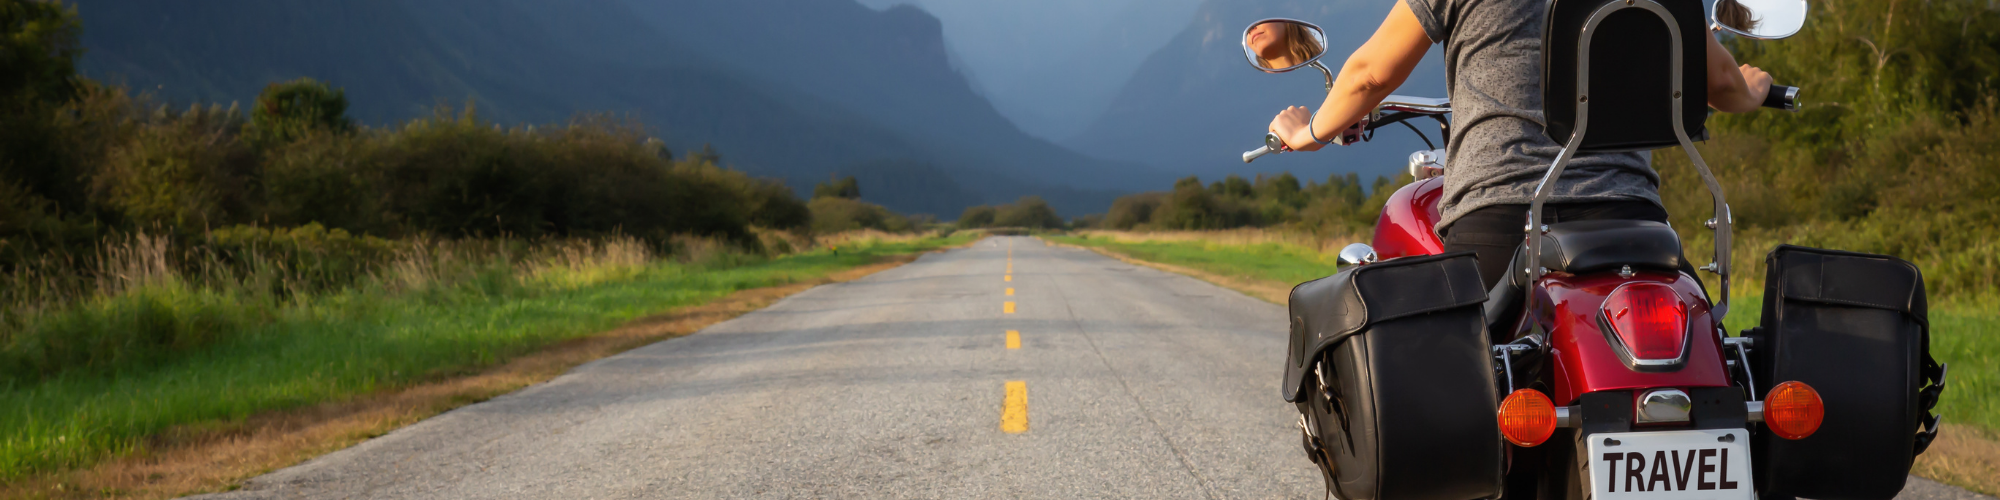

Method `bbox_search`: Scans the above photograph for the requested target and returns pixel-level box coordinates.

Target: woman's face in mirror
[1247,22,1295,64]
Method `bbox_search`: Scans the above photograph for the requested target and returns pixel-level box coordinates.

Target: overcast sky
[856,0,1205,141]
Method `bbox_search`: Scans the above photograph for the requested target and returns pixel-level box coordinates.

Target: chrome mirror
[1711,0,1807,39]
[1337,243,1378,267]
[1242,19,1329,73]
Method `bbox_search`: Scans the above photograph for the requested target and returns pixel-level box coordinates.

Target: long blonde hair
[1257,23,1324,69]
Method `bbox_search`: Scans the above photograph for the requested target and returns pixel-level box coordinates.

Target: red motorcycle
[1249,0,1947,498]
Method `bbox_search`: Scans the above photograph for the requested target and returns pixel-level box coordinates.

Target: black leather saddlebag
[1285,252,1503,500]
[1748,245,1946,500]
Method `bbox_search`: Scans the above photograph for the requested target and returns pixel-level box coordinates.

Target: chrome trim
[1636,388,1693,423]
[1708,0,1809,40]
[1308,60,1334,92]
[1408,149,1446,179]
[1376,95,1452,115]
[1725,336,1759,400]
[1746,401,1764,423]
[1779,85,1800,112]
[1243,133,1284,163]
[1556,406,1576,428]
[1338,243,1378,266]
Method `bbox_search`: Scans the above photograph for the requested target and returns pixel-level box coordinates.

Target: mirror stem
[1309,61,1334,92]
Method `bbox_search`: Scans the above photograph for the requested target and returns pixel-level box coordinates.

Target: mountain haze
[74,0,1154,217]
[1067,0,1450,183]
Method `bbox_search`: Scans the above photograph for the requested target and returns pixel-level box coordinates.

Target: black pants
[1442,201,1673,290]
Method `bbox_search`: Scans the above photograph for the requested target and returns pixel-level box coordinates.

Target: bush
[958,205,996,228]
[993,196,1063,229]
[205,223,400,296]
[813,175,861,199]
[92,103,257,229]
[809,197,909,234]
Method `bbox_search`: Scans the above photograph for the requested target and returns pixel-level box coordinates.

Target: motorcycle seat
[1536,219,1683,274]
[1481,219,1683,332]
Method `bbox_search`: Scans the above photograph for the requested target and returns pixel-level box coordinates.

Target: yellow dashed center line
[1006,330,1021,349]
[1005,288,1014,296]
[1003,301,1016,314]
[1001,381,1029,433]
[1004,275,1012,282]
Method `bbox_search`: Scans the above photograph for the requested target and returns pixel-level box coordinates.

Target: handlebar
[1243,133,1286,163]
[1764,84,1799,111]
[1244,95,1452,163]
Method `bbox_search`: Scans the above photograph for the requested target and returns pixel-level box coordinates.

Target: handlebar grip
[1243,145,1276,163]
[1763,84,1799,111]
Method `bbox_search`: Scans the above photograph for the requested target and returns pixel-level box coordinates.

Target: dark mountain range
[1066,0,1450,184]
[73,0,1154,217]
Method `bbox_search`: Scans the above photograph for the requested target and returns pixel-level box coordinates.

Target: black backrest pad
[1543,0,1708,151]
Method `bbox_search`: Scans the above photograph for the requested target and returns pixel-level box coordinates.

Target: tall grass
[0,229,971,479]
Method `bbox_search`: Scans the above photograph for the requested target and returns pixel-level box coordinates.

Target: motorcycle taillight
[1600,282,1689,362]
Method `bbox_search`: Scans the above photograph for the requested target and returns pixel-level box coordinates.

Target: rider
[1268,0,1777,289]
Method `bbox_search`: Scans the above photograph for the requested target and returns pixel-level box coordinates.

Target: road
[193,237,1991,499]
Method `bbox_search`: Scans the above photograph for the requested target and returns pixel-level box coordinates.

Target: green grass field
[0,234,973,480]
[1048,233,2000,436]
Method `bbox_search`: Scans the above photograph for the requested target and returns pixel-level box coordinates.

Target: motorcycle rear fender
[1538,270,1732,405]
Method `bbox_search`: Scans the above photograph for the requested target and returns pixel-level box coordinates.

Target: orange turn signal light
[1498,389,1557,447]
[1765,381,1824,440]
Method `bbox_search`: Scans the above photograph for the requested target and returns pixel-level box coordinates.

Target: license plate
[1586,428,1753,499]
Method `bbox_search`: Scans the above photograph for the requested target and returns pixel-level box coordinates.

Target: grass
[1050,230,2000,438]
[0,232,974,482]
[1043,230,1352,286]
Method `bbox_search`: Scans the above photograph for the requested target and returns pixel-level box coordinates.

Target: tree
[0,0,84,213]
[248,78,353,147]
[957,204,996,228]
[0,0,81,108]
[994,196,1062,229]
[813,175,861,200]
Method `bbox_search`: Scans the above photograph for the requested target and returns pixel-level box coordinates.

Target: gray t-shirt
[1403,0,1663,232]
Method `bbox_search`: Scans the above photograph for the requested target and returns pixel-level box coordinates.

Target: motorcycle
[1248,0,1947,498]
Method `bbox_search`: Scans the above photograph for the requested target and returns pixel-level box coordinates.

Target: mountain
[854,0,1205,141]
[1065,0,1451,184]
[72,0,1153,217]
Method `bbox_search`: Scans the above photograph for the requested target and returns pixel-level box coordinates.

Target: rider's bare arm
[1270,0,1432,152]
[1705,33,1774,113]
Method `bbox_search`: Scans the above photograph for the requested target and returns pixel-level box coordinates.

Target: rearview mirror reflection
[1242,19,1329,73]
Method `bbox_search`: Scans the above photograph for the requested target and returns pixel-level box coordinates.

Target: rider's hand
[1270,106,1315,151]
[1739,64,1772,104]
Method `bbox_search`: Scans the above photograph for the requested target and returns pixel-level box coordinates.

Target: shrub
[92,103,256,230]
[809,197,908,234]
[204,223,400,296]
[958,205,996,228]
[993,196,1063,229]
[813,175,861,199]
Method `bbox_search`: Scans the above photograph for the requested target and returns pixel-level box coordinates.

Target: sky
[856,0,1205,141]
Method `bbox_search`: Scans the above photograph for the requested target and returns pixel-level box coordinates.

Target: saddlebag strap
[1914,356,1946,455]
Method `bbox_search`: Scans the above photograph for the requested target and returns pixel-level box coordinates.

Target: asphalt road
[193,237,1991,499]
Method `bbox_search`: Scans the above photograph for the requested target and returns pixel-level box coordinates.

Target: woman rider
[1266,0,1777,289]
